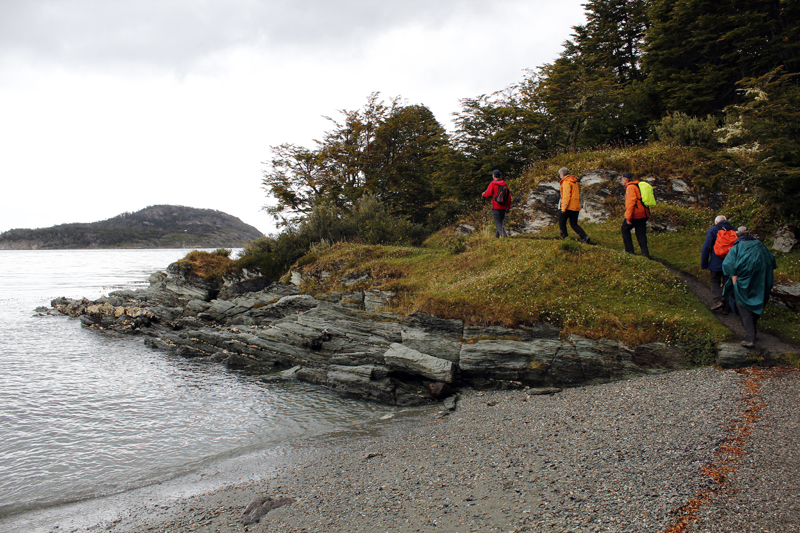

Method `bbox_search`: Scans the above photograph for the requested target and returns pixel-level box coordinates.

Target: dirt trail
[668,267,800,356]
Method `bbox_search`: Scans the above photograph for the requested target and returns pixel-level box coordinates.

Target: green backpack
[637,181,656,208]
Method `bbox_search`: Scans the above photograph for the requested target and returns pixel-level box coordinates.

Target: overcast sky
[1,0,586,236]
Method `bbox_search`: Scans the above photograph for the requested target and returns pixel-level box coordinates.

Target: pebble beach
[66,366,799,533]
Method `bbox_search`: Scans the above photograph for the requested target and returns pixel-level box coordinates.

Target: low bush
[655,112,720,149]
[177,250,234,281]
[234,195,429,280]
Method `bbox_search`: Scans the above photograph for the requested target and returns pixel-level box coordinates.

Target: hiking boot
[581,236,591,244]
[710,301,724,311]
[741,341,756,349]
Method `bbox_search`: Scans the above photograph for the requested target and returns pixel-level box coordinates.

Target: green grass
[544,209,800,346]
[294,200,800,349]
[294,234,730,348]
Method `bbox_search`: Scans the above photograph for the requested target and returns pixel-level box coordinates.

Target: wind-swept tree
[261,143,328,226]
[262,94,453,227]
[364,104,450,224]
[450,83,551,196]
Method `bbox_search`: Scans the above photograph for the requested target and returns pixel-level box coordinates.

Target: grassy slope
[294,232,730,349]
[503,143,800,346]
[290,143,800,349]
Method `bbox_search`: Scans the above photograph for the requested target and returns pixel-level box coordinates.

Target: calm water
[0,249,394,528]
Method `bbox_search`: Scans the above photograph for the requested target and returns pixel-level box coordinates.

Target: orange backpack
[713,229,738,258]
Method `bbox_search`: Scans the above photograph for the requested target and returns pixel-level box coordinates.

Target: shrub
[235,195,430,280]
[655,112,719,149]
[178,250,234,281]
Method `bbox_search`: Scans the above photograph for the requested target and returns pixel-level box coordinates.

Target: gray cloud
[0,0,509,72]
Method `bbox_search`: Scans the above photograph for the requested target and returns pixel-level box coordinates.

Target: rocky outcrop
[49,258,705,407]
[513,169,724,236]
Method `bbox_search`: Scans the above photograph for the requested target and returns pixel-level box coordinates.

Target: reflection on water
[0,249,395,519]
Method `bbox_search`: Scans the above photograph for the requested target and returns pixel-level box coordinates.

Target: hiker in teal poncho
[722,227,777,348]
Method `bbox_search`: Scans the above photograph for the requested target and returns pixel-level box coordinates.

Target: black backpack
[494,184,510,205]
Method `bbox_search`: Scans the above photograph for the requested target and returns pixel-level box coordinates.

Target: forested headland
[0,205,263,249]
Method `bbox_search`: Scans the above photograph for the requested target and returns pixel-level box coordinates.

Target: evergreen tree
[580,0,651,84]
[722,68,800,223]
[537,0,651,147]
[643,0,800,117]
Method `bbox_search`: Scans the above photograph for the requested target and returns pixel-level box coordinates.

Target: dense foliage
[236,194,429,280]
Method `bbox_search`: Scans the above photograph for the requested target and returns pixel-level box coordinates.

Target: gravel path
[76,366,799,533]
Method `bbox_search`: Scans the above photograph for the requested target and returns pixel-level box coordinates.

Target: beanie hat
[621,172,633,179]
[492,170,502,178]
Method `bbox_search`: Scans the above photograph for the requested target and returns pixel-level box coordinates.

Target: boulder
[772,283,800,310]
[455,224,475,235]
[364,289,394,313]
[633,342,685,369]
[514,169,724,237]
[717,343,759,368]
[772,224,797,253]
[164,261,220,301]
[383,343,455,383]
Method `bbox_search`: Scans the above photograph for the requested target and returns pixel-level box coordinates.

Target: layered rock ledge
[52,261,729,406]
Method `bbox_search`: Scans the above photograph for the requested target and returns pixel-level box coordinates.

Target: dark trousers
[492,209,508,238]
[709,270,729,307]
[559,210,588,240]
[738,303,760,343]
[621,218,649,258]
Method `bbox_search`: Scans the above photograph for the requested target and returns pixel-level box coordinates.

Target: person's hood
[716,220,735,230]
[734,235,757,244]
[492,179,507,186]
[560,175,577,184]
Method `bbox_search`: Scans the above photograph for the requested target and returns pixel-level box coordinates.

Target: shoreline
[9,366,798,533]
[0,404,417,533]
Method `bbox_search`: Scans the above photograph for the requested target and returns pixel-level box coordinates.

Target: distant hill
[0,205,264,250]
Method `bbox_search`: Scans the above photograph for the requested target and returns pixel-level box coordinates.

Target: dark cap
[492,170,502,178]
[621,172,633,179]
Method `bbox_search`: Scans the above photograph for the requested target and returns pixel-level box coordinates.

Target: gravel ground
[694,369,800,533]
[69,366,799,533]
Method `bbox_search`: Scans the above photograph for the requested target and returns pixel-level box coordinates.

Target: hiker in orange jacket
[620,172,650,258]
[482,169,512,238]
[558,167,590,243]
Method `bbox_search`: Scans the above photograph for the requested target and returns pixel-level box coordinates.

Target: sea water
[0,249,394,530]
